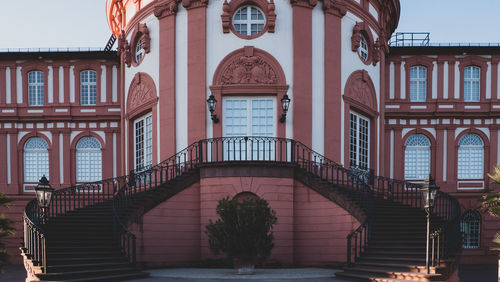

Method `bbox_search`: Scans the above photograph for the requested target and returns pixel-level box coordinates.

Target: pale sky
[0,0,498,49]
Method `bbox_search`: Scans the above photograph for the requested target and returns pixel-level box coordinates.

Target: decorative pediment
[213,46,285,86]
[127,72,158,117]
[344,70,377,113]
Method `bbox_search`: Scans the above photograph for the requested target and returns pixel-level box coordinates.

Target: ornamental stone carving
[154,0,179,18]
[127,72,158,117]
[221,55,278,85]
[138,23,151,54]
[351,22,364,52]
[289,0,317,9]
[322,0,346,17]
[182,0,208,10]
[344,70,377,113]
[117,31,132,67]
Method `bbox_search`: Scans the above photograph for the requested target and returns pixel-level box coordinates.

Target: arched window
[409,66,427,102]
[358,35,369,62]
[404,134,430,180]
[135,39,145,63]
[76,137,102,182]
[24,137,49,182]
[28,71,44,106]
[464,66,480,102]
[80,70,97,105]
[461,210,481,248]
[232,6,266,36]
[458,133,483,179]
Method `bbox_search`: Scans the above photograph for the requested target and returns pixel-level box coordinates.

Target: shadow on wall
[458,264,497,282]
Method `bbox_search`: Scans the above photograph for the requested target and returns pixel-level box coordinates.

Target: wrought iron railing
[23,136,461,273]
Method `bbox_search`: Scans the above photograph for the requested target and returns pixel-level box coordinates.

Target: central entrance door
[222,97,276,161]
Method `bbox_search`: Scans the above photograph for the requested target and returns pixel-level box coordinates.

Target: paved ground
[1,264,497,281]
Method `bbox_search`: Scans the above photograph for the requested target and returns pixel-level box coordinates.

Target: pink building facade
[2,0,499,274]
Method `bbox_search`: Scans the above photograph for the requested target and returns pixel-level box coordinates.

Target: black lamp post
[206,94,219,123]
[279,94,290,123]
[35,175,54,224]
[420,175,439,274]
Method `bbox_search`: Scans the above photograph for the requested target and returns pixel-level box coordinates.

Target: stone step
[337,267,444,281]
[38,266,146,281]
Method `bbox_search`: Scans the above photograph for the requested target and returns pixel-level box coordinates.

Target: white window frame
[349,111,370,170]
[358,35,369,62]
[409,66,427,102]
[232,6,266,36]
[28,71,44,106]
[80,70,97,106]
[135,39,145,63]
[457,133,484,180]
[461,210,481,249]
[404,134,431,180]
[76,137,102,182]
[222,97,276,161]
[134,113,153,173]
[464,66,480,102]
[24,137,49,183]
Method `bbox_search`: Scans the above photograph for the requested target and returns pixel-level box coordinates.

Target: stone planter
[233,257,255,275]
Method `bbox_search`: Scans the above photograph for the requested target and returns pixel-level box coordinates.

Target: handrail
[23,136,461,273]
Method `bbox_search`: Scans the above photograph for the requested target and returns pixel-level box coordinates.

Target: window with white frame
[457,133,483,179]
[76,137,102,182]
[134,114,153,173]
[135,39,145,63]
[404,134,430,180]
[464,66,480,102]
[349,111,369,169]
[358,35,369,62]
[28,71,44,106]
[409,66,427,102]
[80,70,97,105]
[461,210,481,248]
[24,137,49,182]
[233,6,266,36]
[223,97,275,160]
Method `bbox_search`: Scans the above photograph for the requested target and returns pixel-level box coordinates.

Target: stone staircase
[36,201,148,281]
[336,199,453,281]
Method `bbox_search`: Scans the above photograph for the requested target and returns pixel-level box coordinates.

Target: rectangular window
[409,66,426,102]
[464,66,480,102]
[28,71,44,106]
[81,70,97,105]
[134,114,153,173]
[223,97,275,160]
[349,111,369,170]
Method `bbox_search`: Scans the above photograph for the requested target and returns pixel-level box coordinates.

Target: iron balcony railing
[23,136,461,273]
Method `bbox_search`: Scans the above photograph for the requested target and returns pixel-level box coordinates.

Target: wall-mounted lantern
[279,94,290,123]
[207,94,219,123]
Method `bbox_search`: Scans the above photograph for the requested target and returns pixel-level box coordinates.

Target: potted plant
[205,196,277,274]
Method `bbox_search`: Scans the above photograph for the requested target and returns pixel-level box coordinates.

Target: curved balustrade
[23,136,461,273]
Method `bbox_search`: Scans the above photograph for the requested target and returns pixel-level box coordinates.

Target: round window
[358,35,369,62]
[232,6,266,37]
[135,39,145,63]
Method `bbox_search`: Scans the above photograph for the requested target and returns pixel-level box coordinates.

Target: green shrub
[205,196,277,263]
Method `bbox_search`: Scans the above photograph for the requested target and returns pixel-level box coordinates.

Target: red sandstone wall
[130,176,360,267]
[293,180,359,266]
[130,182,201,267]
[199,177,295,265]
[0,196,31,264]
